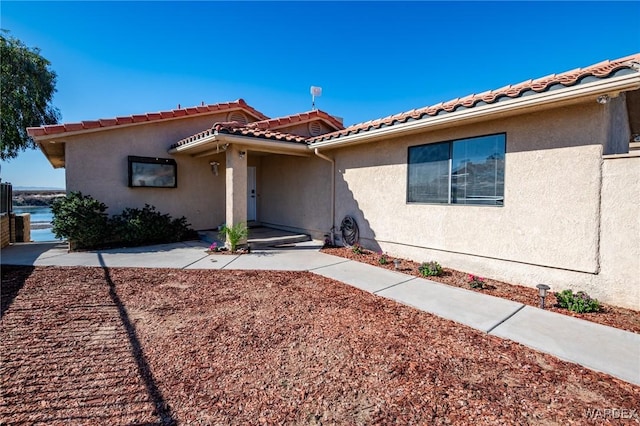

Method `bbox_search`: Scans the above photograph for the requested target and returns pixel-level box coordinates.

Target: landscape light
[536,284,551,309]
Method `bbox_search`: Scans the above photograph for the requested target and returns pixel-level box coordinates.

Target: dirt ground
[1,266,639,425]
[321,247,640,334]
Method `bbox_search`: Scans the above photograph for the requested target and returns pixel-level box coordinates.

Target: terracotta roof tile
[99,118,117,126]
[170,120,309,149]
[246,109,344,131]
[309,53,640,143]
[27,99,269,138]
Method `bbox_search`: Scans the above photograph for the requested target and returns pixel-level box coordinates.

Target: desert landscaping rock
[1,266,639,425]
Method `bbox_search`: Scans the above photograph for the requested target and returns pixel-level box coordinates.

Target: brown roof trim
[27,99,269,138]
[309,53,640,143]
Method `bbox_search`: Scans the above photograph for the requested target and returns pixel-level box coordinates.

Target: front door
[247,166,257,222]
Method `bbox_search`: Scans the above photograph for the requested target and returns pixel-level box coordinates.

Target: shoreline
[31,223,53,230]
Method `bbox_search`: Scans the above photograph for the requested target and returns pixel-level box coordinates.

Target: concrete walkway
[2,240,638,386]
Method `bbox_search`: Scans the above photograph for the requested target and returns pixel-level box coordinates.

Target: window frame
[406,132,506,206]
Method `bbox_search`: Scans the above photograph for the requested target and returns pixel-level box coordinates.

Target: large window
[408,133,505,205]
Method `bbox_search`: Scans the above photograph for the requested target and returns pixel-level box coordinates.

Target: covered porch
[168,126,320,248]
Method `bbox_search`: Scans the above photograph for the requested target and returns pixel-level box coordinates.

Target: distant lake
[13,206,62,242]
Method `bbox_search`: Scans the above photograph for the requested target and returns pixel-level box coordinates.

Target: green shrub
[351,243,365,255]
[52,194,196,250]
[218,222,248,252]
[111,204,195,246]
[51,192,110,249]
[419,261,443,277]
[555,289,601,313]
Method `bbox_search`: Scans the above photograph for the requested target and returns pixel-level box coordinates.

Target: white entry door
[247,167,257,222]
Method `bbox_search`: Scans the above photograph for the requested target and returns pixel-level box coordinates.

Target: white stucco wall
[64,114,228,230]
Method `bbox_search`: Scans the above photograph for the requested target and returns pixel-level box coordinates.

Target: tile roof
[171,109,343,149]
[27,99,269,138]
[246,110,344,131]
[170,121,308,149]
[308,53,640,143]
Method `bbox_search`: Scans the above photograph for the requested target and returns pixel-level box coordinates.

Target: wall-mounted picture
[128,156,177,188]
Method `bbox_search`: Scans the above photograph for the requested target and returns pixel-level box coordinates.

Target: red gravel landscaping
[1,266,639,425]
[321,247,640,334]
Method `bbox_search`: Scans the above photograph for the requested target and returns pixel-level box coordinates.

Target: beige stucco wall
[259,154,332,239]
[64,114,228,230]
[599,156,640,308]
[317,101,638,309]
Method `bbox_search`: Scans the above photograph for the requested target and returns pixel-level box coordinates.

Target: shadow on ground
[1,265,35,317]
[0,264,175,425]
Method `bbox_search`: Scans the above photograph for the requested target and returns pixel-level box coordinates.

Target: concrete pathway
[1,240,638,386]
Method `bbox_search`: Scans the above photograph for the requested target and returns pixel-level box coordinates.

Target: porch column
[225,144,248,246]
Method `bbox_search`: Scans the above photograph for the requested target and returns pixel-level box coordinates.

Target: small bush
[378,252,388,265]
[555,289,601,313]
[218,222,248,252]
[52,193,196,250]
[111,204,194,246]
[468,274,486,289]
[51,192,110,249]
[351,243,365,255]
[419,261,443,277]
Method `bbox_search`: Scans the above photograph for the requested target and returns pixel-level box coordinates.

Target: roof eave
[169,133,310,157]
[27,107,264,142]
[37,141,65,169]
[309,72,640,150]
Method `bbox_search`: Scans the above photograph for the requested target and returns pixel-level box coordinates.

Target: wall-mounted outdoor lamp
[209,161,220,176]
[596,94,610,104]
[239,151,246,160]
[536,284,551,309]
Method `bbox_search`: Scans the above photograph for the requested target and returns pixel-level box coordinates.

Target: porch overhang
[168,132,310,157]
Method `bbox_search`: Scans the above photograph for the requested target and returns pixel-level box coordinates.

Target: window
[408,133,505,205]
[128,156,177,188]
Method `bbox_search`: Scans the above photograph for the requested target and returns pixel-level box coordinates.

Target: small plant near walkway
[206,242,220,253]
[218,222,248,253]
[468,274,486,289]
[351,243,366,255]
[555,289,601,313]
[419,261,443,277]
[378,252,388,265]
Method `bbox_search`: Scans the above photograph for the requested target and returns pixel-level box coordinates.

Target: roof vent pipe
[314,148,335,245]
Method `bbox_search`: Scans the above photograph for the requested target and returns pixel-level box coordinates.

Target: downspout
[314,148,336,245]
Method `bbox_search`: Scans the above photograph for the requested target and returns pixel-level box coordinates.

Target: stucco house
[28,54,640,309]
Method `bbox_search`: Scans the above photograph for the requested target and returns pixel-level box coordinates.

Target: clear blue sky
[1,1,639,189]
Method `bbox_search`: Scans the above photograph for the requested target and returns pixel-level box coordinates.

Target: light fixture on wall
[210,161,220,176]
[536,284,551,309]
[596,94,610,104]
[239,151,246,160]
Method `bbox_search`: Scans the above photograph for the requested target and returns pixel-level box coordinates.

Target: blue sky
[1,1,639,189]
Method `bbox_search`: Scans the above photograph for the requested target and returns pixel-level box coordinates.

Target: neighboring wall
[599,155,640,308]
[0,214,9,248]
[64,114,228,230]
[323,101,638,309]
